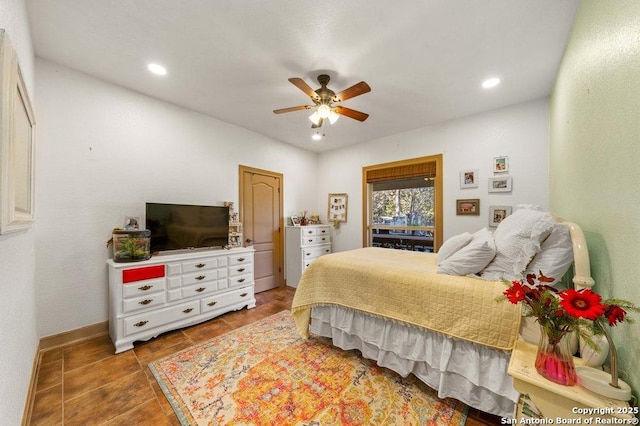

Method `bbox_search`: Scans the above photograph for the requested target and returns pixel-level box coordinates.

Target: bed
[291,209,594,418]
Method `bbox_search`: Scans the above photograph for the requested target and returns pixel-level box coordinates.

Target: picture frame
[493,156,509,173]
[0,30,36,234]
[290,216,301,226]
[488,205,512,227]
[456,199,480,216]
[459,169,479,189]
[328,193,348,223]
[488,176,512,193]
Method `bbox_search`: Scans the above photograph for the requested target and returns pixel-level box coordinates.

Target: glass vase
[534,326,577,386]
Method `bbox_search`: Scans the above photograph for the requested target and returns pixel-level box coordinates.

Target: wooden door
[239,166,283,293]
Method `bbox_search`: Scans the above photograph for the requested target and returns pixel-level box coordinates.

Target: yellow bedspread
[291,247,521,351]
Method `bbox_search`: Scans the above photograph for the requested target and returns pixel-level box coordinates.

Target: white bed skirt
[310,305,518,418]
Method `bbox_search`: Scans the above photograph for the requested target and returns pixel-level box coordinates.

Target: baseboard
[21,341,41,426]
[39,321,109,352]
[22,321,109,424]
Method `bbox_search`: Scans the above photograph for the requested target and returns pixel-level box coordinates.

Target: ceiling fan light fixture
[311,131,323,141]
[317,104,331,119]
[328,109,340,125]
[308,111,321,126]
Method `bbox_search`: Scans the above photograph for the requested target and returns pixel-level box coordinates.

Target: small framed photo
[493,156,509,173]
[489,206,512,227]
[328,193,348,223]
[456,199,480,215]
[291,216,301,226]
[460,169,479,189]
[488,176,512,193]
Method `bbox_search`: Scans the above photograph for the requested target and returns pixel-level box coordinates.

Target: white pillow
[437,232,473,264]
[438,228,496,276]
[524,224,573,285]
[481,208,556,281]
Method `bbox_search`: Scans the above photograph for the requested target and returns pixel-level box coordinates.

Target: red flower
[604,305,627,326]
[559,289,606,320]
[504,281,527,304]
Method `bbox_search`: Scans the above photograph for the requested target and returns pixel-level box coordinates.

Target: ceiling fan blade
[311,118,324,128]
[273,105,313,114]
[288,78,319,100]
[334,106,369,122]
[334,81,371,102]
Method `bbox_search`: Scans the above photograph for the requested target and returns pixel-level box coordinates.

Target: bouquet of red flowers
[498,272,638,385]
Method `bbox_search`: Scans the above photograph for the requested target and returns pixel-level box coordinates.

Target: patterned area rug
[149,310,468,425]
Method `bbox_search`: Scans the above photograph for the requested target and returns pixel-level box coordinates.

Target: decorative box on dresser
[107,247,256,353]
[285,225,332,288]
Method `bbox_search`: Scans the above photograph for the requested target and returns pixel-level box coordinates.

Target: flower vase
[534,326,577,386]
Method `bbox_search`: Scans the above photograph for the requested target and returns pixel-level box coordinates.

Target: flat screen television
[145,203,230,253]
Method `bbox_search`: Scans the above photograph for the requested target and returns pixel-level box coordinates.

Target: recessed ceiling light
[147,63,167,76]
[482,77,500,89]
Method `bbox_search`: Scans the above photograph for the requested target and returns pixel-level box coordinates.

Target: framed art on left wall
[0,30,36,234]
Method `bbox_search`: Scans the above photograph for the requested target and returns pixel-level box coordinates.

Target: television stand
[107,247,255,353]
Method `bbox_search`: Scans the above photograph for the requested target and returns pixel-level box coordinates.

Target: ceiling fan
[273,74,371,128]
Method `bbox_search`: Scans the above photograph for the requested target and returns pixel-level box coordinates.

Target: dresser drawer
[181,281,219,298]
[300,234,331,246]
[183,270,219,286]
[123,293,167,313]
[123,301,200,336]
[302,245,332,260]
[229,263,253,277]
[201,286,254,313]
[229,273,253,287]
[228,253,251,266]
[122,278,165,298]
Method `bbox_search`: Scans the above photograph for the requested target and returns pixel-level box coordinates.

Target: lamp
[309,104,340,126]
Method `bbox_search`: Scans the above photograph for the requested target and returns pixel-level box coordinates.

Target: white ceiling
[25,0,580,153]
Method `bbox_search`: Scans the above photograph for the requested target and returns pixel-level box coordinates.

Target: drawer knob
[183,308,193,313]
[195,275,206,281]
[134,321,148,327]
[195,287,206,292]
[240,293,248,297]
[237,257,245,262]
[306,252,311,256]
[237,267,245,272]
[207,301,217,307]
[308,239,313,242]
[196,263,206,268]
[138,299,153,305]
[138,285,152,291]
[306,230,313,234]
[324,249,330,253]
[238,278,245,283]
[321,230,326,234]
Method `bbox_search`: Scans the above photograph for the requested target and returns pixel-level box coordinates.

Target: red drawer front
[122,265,165,283]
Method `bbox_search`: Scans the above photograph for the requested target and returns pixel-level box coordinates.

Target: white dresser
[107,247,256,353]
[285,225,332,288]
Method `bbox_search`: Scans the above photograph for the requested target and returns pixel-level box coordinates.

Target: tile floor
[29,286,501,425]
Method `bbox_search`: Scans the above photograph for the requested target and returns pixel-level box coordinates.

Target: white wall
[0,0,38,422]
[317,98,550,253]
[34,58,319,337]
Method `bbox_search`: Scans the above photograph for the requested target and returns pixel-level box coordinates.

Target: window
[362,155,443,251]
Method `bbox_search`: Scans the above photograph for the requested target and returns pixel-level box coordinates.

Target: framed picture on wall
[488,176,512,193]
[489,206,512,227]
[493,156,509,173]
[328,193,348,223]
[456,199,480,215]
[460,169,479,188]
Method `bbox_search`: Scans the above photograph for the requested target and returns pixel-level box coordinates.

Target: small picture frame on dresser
[291,216,301,226]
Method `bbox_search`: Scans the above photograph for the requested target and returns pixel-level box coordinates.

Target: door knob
[246,238,253,243]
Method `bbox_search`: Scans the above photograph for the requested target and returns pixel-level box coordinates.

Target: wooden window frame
[362,154,443,251]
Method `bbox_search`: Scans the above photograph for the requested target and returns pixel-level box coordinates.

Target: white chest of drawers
[107,247,255,353]
[285,225,331,288]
